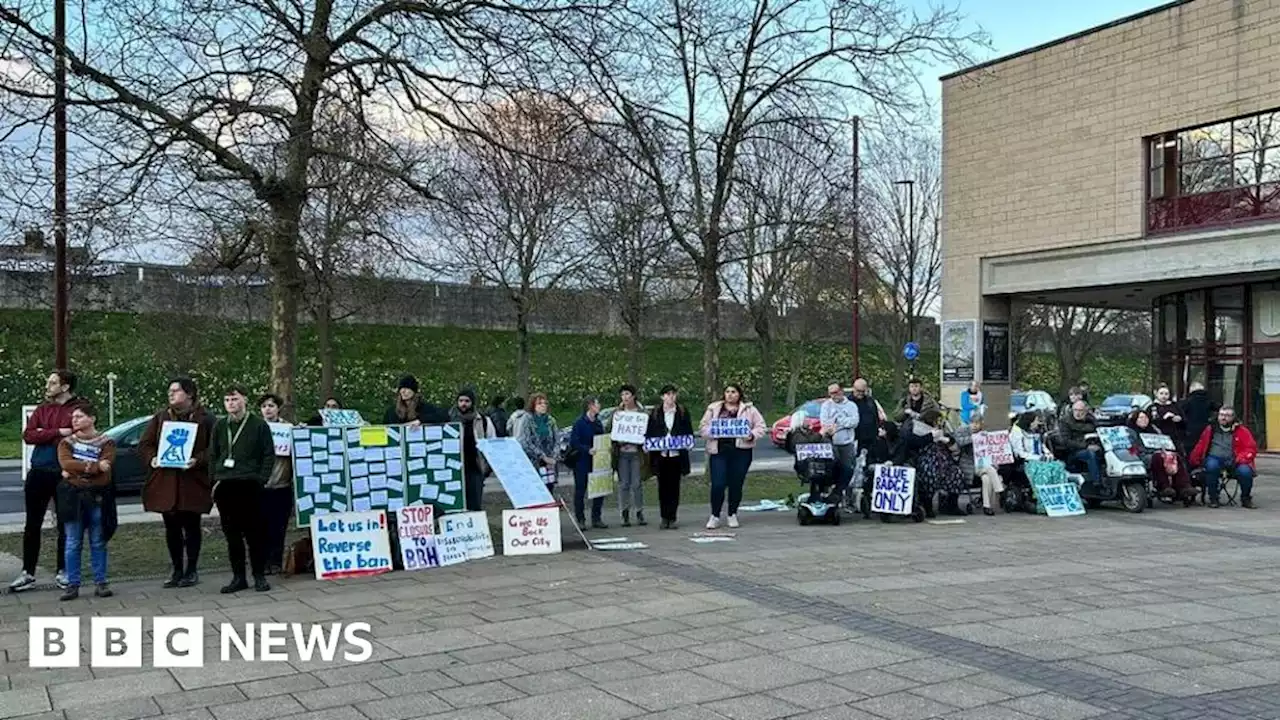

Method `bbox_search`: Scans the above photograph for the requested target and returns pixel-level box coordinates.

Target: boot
[636,510,647,526]
[59,586,79,602]
[1209,495,1221,509]
[591,519,609,530]
[178,570,199,588]
[621,509,631,527]
[95,583,113,598]
[162,569,183,589]
[253,575,271,592]
[220,575,249,594]
[1242,496,1255,509]
[942,495,965,516]
[923,495,936,519]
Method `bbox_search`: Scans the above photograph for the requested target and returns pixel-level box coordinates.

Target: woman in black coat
[646,384,695,529]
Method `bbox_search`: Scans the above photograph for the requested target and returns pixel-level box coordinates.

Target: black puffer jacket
[1179,390,1216,449]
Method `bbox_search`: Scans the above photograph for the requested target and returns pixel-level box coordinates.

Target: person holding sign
[569,397,609,529]
[258,393,294,575]
[611,384,648,527]
[905,409,969,517]
[211,384,276,593]
[139,376,216,589]
[646,384,694,529]
[1128,409,1193,502]
[450,388,498,511]
[306,396,343,427]
[55,404,117,601]
[700,384,767,530]
[385,374,448,427]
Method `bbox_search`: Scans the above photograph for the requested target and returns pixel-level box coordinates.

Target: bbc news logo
[29,617,374,667]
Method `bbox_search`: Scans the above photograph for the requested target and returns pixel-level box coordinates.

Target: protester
[1149,384,1185,451]
[518,393,559,493]
[507,396,528,438]
[1190,407,1258,509]
[612,384,648,527]
[210,384,275,593]
[894,378,939,428]
[953,410,1002,516]
[386,374,448,426]
[819,381,860,496]
[960,380,985,424]
[9,370,86,592]
[139,376,216,589]
[1009,412,1053,462]
[1128,409,1193,501]
[487,395,510,438]
[1058,400,1102,485]
[700,384,767,530]
[906,408,968,517]
[306,396,343,427]
[258,393,293,575]
[569,397,608,529]
[55,404,117,601]
[1078,381,1092,405]
[646,384,693,530]
[1059,386,1084,423]
[1180,381,1216,452]
[849,378,884,460]
[450,388,497,511]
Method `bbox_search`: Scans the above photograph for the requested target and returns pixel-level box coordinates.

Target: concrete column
[939,250,1012,425]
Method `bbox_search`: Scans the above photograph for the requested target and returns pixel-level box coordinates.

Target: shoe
[706,515,720,530]
[621,510,631,527]
[94,584,113,598]
[636,511,648,526]
[727,514,740,529]
[1209,496,1221,509]
[1160,488,1176,499]
[659,519,670,530]
[55,570,69,589]
[8,571,35,592]
[576,517,588,530]
[59,586,79,602]
[253,576,271,592]
[177,570,199,588]
[220,576,249,594]
[591,520,609,530]
[983,507,995,516]
[162,570,183,589]
[1242,496,1255,509]
[264,564,281,576]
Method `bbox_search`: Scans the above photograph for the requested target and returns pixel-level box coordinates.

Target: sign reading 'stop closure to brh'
[708,417,751,439]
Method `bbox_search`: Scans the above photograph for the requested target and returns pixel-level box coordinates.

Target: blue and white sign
[871,464,915,515]
[477,438,557,509]
[709,417,751,439]
[903,342,920,362]
[1095,426,1131,452]
[1026,460,1085,517]
[157,421,199,469]
[320,409,365,427]
[643,435,696,452]
[795,443,835,461]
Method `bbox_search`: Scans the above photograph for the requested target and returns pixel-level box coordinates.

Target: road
[0,442,794,514]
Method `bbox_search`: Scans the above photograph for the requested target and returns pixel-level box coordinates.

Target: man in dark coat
[1179,381,1217,452]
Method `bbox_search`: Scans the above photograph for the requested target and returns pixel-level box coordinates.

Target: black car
[102,415,153,494]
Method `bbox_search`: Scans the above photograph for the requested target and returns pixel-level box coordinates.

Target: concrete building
[940,0,1280,450]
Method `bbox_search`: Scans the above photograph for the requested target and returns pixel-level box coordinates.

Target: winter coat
[449,408,496,476]
[1057,413,1097,454]
[56,433,120,541]
[698,401,767,454]
[894,392,940,425]
[1190,423,1258,470]
[518,412,559,466]
[385,396,449,426]
[960,391,984,424]
[139,404,216,515]
[646,405,694,476]
[569,414,603,475]
[487,407,509,438]
[1149,400,1186,451]
[1179,390,1216,449]
[851,396,882,451]
[23,395,91,471]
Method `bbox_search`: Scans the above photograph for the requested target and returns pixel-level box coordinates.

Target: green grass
[0,473,803,580]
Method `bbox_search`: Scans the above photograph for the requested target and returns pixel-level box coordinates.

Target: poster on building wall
[982,322,1010,383]
[941,320,977,382]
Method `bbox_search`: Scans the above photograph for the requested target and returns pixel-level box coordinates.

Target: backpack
[557,430,578,466]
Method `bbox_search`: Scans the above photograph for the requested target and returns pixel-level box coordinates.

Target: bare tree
[1024,304,1150,397]
[427,94,594,397]
[862,129,942,392]
[557,0,979,400]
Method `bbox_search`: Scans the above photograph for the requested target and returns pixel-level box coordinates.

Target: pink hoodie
[699,401,767,454]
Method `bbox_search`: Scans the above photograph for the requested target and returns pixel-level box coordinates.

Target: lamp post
[54,0,69,368]
[894,179,916,380]
[850,116,861,380]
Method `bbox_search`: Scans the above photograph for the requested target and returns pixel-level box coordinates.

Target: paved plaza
[3,492,1280,720]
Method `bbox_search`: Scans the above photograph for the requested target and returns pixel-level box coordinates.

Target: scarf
[533,413,552,438]
[450,406,477,423]
[396,395,419,423]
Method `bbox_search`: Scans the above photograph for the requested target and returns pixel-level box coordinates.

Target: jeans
[1203,455,1255,498]
[617,452,644,513]
[1070,449,1101,484]
[573,465,605,523]
[655,455,682,521]
[464,470,485,512]
[710,445,752,516]
[215,480,265,578]
[65,504,107,587]
[259,487,293,569]
[22,468,66,575]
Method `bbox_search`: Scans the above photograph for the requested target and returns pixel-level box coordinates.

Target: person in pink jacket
[699,384,767,529]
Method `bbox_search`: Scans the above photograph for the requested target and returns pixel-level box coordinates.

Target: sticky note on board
[370,462,386,476]
[385,446,403,462]
[444,480,462,492]
[346,428,361,443]
[303,477,320,494]
[370,474,388,491]
[387,427,400,443]
[371,490,388,506]
[332,501,347,512]
[322,473,340,486]
[316,491,331,504]
[441,439,461,455]
[294,443,312,458]
[352,477,370,495]
[426,442,442,453]
[350,463,368,478]
[353,497,372,513]
[388,498,404,511]
[386,460,403,476]
[330,484,348,497]
[434,469,453,483]
[438,493,456,505]
[329,428,341,438]
[360,426,388,447]
[446,459,462,471]
[427,455,446,470]
[295,459,314,476]
[408,459,425,472]
[422,485,439,500]
[443,424,460,438]
[329,456,346,470]
[347,447,365,462]
[296,495,314,511]
[328,440,344,454]
[410,476,426,486]
[387,479,405,493]
[367,448,385,463]
[409,443,427,459]
[406,427,424,443]
[425,426,443,441]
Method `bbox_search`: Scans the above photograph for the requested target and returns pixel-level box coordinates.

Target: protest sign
[346,425,404,513]
[588,435,614,499]
[438,511,493,563]
[709,417,751,439]
[1096,426,1131,452]
[397,505,438,570]
[795,443,834,461]
[502,508,562,556]
[157,421,200,469]
[320,409,365,427]
[478,438,557,508]
[871,464,915,515]
[311,511,393,580]
[973,430,1014,470]
[643,435,695,452]
[269,422,293,456]
[1139,433,1175,451]
[610,411,649,445]
[1026,460,1085,517]
[292,426,349,527]
[404,423,465,514]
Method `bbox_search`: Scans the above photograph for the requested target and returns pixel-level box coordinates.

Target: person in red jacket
[9,370,88,592]
[1190,407,1258,509]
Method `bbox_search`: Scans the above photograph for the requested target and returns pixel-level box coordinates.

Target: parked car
[1093,394,1154,425]
[1008,390,1057,422]
[770,399,824,448]
[102,415,153,494]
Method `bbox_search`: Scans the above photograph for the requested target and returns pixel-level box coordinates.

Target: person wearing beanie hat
[449,387,497,511]
[385,373,448,426]
[139,375,216,589]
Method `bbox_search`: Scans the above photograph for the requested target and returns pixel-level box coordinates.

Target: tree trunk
[626,322,643,390]
[265,204,304,422]
[700,259,721,402]
[785,342,802,409]
[515,299,532,399]
[757,325,775,417]
[316,295,336,401]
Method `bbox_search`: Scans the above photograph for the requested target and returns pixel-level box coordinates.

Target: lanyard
[227,415,248,451]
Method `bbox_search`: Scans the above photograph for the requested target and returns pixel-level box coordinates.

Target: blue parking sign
[902,342,919,361]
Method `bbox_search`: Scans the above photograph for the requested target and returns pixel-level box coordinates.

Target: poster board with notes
[347,425,406,513]
[292,426,351,527]
[405,422,465,514]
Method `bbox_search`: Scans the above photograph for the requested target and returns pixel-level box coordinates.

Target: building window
[1146,109,1280,233]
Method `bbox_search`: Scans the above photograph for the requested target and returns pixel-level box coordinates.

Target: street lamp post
[850,116,861,380]
[894,179,916,380]
[53,0,69,368]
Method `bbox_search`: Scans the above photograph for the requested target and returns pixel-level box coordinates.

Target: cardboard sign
[1096,426,1131,452]
[795,443,835,461]
[311,511,393,580]
[709,417,751,439]
[644,435,695,452]
[157,421,200,469]
[592,434,611,473]
[478,438,557,509]
[973,430,1014,470]
[347,425,404,513]
[610,411,649,445]
[438,511,494,563]
[397,505,438,570]
[871,464,915,515]
[1139,433,1175,451]
[502,508,562,556]
[269,422,293,456]
[1026,460,1086,517]
[320,409,365,427]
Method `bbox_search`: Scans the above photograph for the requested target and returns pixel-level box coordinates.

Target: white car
[1009,390,1057,420]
